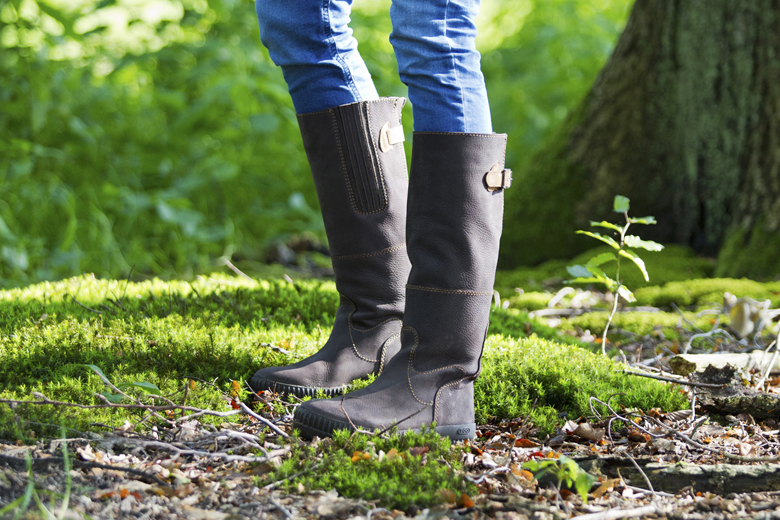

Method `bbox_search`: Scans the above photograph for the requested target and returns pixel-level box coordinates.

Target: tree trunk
[500,0,780,280]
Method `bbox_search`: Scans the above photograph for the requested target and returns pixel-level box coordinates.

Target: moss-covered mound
[0,274,684,440]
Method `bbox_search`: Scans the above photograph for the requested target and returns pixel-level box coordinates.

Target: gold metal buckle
[485,162,512,191]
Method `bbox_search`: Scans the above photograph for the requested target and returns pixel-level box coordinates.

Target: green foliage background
[1,0,632,287]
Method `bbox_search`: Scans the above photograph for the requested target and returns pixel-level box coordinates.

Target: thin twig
[574,504,659,520]
[268,495,295,520]
[646,416,780,462]
[625,485,673,498]
[756,339,779,391]
[237,402,289,438]
[683,327,725,354]
[0,454,170,487]
[263,462,322,490]
[2,396,287,437]
[622,370,725,388]
[624,453,655,497]
[375,407,426,436]
[68,295,102,314]
[223,257,255,282]
[113,438,289,464]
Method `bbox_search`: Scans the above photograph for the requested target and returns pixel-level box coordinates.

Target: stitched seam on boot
[407,284,493,296]
[406,327,467,376]
[378,332,401,373]
[414,132,508,139]
[405,327,465,406]
[344,299,401,333]
[347,303,402,363]
[331,243,406,261]
[434,377,473,424]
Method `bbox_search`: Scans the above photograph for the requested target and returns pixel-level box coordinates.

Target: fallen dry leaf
[408,446,429,457]
[573,423,605,442]
[592,478,622,498]
[456,493,474,508]
[351,451,370,463]
[437,489,457,504]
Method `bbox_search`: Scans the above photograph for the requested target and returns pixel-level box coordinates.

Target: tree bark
[500,0,780,279]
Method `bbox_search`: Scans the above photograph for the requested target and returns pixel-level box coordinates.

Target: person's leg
[255,0,379,113]
[249,2,412,398]
[389,0,492,133]
[292,0,513,440]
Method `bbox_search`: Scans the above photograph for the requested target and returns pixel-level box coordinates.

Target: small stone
[119,496,136,513]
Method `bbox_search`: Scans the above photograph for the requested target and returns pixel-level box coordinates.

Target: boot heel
[434,423,476,440]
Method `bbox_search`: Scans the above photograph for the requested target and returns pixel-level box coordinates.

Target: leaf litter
[2,375,780,520]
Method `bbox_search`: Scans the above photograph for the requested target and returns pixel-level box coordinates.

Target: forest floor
[2,256,780,519]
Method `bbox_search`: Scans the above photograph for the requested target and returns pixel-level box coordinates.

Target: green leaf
[574,470,597,504]
[589,220,622,233]
[624,235,664,251]
[117,381,161,395]
[613,195,630,213]
[576,230,619,249]
[565,277,602,285]
[566,265,591,278]
[100,392,125,403]
[629,216,657,225]
[619,249,649,281]
[584,266,616,289]
[82,364,111,384]
[617,285,636,303]
[585,252,616,267]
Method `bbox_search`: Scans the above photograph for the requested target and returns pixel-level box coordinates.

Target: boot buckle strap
[485,163,513,191]
[379,122,405,152]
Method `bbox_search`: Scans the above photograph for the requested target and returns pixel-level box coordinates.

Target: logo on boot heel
[456,428,471,436]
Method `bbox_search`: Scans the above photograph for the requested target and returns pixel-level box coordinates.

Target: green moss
[716,221,780,281]
[476,335,687,430]
[507,291,557,311]
[274,428,471,511]
[560,310,711,339]
[496,245,715,295]
[634,278,780,308]
[1,274,686,443]
[488,308,585,345]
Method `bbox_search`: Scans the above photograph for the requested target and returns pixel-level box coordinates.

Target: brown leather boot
[249,98,412,398]
[292,132,510,439]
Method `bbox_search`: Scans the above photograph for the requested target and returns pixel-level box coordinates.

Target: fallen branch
[574,504,658,520]
[622,370,725,388]
[646,416,780,463]
[1,395,287,437]
[0,454,170,488]
[115,438,289,464]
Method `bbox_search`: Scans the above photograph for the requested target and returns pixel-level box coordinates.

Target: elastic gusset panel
[335,104,388,214]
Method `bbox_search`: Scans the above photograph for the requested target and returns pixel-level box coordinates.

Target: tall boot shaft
[297,98,411,326]
[404,132,509,375]
[293,132,512,440]
[407,132,507,292]
[249,98,412,398]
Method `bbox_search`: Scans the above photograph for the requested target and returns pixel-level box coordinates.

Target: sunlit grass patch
[1,273,685,441]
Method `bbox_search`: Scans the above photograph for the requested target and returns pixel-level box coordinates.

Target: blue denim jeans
[254,0,492,133]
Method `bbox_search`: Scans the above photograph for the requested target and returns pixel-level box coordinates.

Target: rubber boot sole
[248,377,347,399]
[292,405,476,441]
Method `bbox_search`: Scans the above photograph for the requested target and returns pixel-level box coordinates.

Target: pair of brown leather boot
[249,97,510,440]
